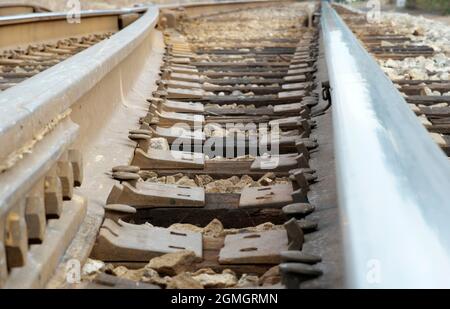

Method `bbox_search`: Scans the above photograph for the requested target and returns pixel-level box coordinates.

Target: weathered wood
[197,235,274,276]
[399,83,450,96]
[115,235,274,276]
[429,124,450,134]
[269,116,305,130]
[107,182,205,208]
[128,196,285,228]
[161,100,204,113]
[274,102,304,114]
[202,93,306,106]
[239,183,294,209]
[419,107,450,117]
[190,61,291,67]
[91,219,203,261]
[155,110,204,127]
[166,87,204,100]
[146,125,205,144]
[132,148,205,170]
[219,230,288,264]
[406,95,450,105]
[251,153,301,171]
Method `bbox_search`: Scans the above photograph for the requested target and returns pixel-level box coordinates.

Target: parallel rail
[0,7,145,26]
[322,2,450,288]
[0,4,160,288]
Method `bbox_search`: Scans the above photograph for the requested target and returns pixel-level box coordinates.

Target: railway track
[0,0,340,290]
[0,8,152,93]
[334,5,450,157]
[321,2,450,288]
[0,0,450,290]
[93,3,337,289]
[0,33,114,91]
[84,1,337,289]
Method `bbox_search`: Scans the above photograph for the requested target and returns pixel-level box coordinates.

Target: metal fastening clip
[284,218,304,250]
[280,263,323,289]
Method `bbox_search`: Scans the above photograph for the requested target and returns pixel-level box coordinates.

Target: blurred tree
[407,0,450,14]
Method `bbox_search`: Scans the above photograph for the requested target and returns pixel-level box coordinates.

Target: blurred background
[406,0,450,14]
[337,0,450,15]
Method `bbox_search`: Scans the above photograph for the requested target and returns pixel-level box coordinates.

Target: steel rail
[0,6,148,26]
[0,3,160,288]
[0,0,281,188]
[0,5,159,220]
[322,1,450,288]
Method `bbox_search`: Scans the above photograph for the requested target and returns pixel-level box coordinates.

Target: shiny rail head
[322,2,450,288]
[0,4,160,288]
[0,6,150,26]
[0,6,159,170]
